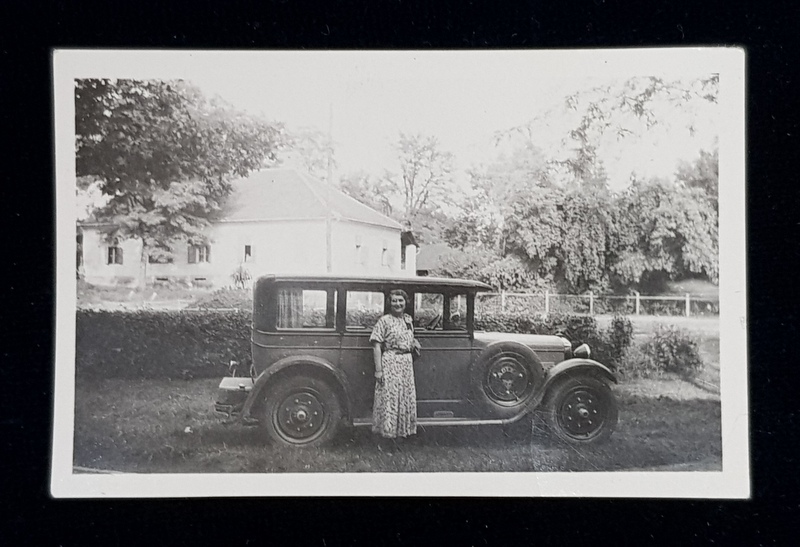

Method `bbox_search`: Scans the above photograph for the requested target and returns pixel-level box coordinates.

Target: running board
[352,417,508,427]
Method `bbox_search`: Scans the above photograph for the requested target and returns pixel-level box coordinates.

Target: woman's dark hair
[388,289,410,305]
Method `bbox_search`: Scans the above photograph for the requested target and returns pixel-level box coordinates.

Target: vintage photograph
[51,49,747,497]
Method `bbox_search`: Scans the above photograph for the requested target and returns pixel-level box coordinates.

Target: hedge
[76,309,252,379]
[76,309,633,379]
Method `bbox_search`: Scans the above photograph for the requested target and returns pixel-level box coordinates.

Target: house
[77,169,418,287]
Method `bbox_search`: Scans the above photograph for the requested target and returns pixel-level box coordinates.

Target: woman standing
[369,289,420,438]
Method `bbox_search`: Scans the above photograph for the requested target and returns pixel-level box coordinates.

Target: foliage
[473,312,633,369]
[193,287,252,310]
[75,79,284,282]
[619,325,704,379]
[432,249,538,292]
[613,179,719,289]
[384,132,455,226]
[676,147,719,206]
[76,309,252,379]
[77,307,633,379]
[337,171,396,217]
[230,264,253,290]
[284,126,337,183]
[504,186,618,292]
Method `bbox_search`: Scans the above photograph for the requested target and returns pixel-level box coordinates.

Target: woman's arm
[372,341,383,382]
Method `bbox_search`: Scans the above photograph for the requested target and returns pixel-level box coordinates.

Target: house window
[188,244,210,264]
[148,254,174,264]
[244,245,253,262]
[107,241,123,265]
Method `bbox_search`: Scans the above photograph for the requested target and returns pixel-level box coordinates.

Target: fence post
[500,291,506,312]
[635,292,640,315]
[544,290,550,316]
[685,293,691,317]
[589,291,594,315]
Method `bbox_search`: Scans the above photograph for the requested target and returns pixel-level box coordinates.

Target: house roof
[215,169,402,230]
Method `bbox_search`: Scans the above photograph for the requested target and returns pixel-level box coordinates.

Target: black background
[1,0,797,544]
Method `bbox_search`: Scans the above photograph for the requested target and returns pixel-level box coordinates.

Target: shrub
[77,309,634,380]
[192,287,252,310]
[76,309,252,379]
[618,325,704,379]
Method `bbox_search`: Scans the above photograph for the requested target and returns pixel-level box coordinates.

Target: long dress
[369,313,418,438]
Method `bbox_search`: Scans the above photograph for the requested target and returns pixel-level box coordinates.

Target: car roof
[256,273,492,291]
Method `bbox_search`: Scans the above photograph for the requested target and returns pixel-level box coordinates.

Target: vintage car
[215,274,618,447]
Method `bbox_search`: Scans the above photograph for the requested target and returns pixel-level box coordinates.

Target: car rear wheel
[261,375,342,448]
[543,376,617,444]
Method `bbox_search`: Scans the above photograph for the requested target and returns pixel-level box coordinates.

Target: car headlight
[573,343,591,359]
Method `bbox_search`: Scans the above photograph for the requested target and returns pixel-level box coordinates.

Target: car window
[276,288,336,329]
[414,292,444,330]
[346,290,384,330]
[447,293,468,330]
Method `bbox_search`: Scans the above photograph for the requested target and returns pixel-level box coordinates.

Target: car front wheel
[261,375,342,448]
[543,376,617,444]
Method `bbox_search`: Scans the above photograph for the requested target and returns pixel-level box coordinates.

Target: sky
[181,51,719,192]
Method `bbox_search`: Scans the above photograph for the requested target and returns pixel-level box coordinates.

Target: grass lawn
[73,373,720,474]
[73,314,721,474]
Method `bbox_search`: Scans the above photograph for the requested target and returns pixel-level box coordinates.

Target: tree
[338,171,396,217]
[612,179,719,291]
[384,133,455,226]
[676,147,719,206]
[284,126,336,183]
[504,186,618,293]
[498,75,719,190]
[75,78,284,287]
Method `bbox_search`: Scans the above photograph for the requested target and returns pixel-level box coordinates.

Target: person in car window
[369,289,421,438]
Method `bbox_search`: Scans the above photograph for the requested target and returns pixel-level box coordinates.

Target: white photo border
[51,48,748,498]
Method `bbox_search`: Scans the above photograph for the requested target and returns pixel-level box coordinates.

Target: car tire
[542,376,617,445]
[261,375,342,448]
[470,343,544,419]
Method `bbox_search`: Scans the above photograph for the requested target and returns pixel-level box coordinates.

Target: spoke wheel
[544,376,617,444]
[262,375,341,447]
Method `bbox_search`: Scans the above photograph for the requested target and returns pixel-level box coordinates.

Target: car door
[338,288,386,420]
[411,291,473,418]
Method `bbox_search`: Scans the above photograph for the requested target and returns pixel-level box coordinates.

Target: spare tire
[469,342,545,419]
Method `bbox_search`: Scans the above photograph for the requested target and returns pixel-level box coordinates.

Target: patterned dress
[369,313,418,438]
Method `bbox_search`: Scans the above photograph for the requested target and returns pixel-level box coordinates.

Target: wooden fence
[476,291,719,317]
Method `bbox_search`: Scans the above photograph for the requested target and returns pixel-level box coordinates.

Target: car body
[215,274,618,446]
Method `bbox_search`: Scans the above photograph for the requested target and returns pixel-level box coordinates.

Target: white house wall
[330,220,410,277]
[80,219,413,287]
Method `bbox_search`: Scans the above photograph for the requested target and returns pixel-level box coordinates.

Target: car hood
[473,331,570,353]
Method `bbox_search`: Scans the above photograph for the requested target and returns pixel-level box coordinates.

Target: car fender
[542,358,617,391]
[242,355,352,421]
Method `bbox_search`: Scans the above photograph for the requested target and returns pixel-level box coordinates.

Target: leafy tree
[675,147,719,206]
[612,179,718,291]
[504,186,618,293]
[445,144,549,255]
[284,126,337,183]
[337,171,396,217]
[384,132,455,226]
[75,78,284,287]
[498,75,719,190]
